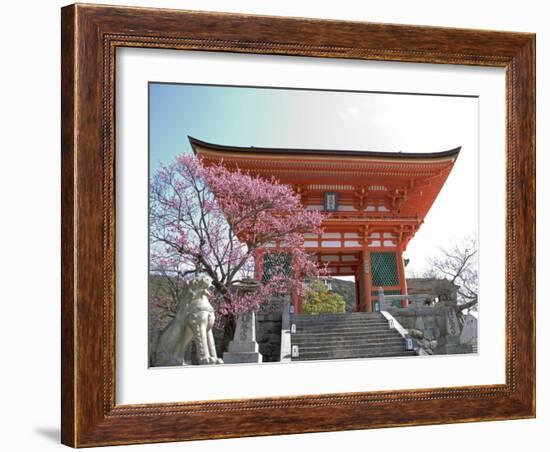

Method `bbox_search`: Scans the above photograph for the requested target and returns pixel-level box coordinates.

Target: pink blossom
[150,154,325,324]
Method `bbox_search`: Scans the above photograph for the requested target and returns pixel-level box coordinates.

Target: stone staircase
[289,312,417,361]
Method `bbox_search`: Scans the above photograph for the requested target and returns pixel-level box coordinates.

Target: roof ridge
[188,136,461,160]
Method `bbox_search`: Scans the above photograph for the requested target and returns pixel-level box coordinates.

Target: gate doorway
[329,275,358,313]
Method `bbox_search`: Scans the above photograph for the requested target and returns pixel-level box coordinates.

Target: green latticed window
[262,252,291,283]
[370,252,399,287]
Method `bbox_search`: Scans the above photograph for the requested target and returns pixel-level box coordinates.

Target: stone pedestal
[223,311,263,364]
[441,307,461,353]
[460,313,478,345]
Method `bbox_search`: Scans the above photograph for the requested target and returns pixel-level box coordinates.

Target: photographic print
[148,83,479,368]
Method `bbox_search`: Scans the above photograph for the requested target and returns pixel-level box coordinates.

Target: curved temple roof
[189,136,461,161]
[189,136,461,249]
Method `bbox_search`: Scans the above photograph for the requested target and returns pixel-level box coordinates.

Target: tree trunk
[220,314,236,355]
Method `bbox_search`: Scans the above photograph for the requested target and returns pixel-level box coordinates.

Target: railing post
[279,295,292,362]
[378,287,387,310]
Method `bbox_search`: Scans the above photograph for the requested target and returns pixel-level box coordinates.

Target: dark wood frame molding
[61,3,536,447]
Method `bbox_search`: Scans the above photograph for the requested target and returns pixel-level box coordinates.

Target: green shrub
[302,280,346,315]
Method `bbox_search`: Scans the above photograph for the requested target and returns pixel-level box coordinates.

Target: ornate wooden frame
[61,3,536,447]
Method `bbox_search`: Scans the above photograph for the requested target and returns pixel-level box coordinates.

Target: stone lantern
[223,279,264,364]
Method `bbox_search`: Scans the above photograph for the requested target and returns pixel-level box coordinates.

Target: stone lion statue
[152,275,224,366]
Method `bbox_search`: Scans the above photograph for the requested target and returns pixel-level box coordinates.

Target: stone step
[291,315,386,322]
[292,339,405,353]
[291,315,386,321]
[293,319,390,325]
[296,351,413,360]
[292,333,404,342]
[296,343,412,352]
[293,349,417,361]
[287,312,414,362]
[292,327,391,334]
[292,327,395,336]
[293,354,417,361]
[292,322,390,329]
[294,342,408,352]
[291,336,405,345]
[291,313,383,321]
[292,328,399,335]
[291,332,401,341]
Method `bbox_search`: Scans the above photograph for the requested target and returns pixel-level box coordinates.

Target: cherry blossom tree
[149,154,325,330]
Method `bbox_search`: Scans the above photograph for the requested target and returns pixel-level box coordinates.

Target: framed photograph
[61,3,535,447]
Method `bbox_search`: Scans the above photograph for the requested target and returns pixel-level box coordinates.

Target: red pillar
[363,247,373,312]
[358,249,366,312]
[396,245,408,307]
[359,242,373,312]
[354,268,361,312]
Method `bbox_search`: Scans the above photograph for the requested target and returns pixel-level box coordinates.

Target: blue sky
[149,82,478,275]
[149,83,313,174]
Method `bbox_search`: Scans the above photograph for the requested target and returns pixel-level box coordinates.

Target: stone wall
[388,301,474,355]
[256,313,282,362]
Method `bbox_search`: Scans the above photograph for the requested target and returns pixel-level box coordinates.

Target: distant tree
[329,278,356,312]
[424,234,478,311]
[302,280,346,315]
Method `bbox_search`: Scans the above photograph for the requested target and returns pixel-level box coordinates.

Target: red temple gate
[191,137,460,314]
